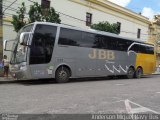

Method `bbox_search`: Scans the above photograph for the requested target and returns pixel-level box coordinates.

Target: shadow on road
[0,78,54,85]
[0,75,154,86]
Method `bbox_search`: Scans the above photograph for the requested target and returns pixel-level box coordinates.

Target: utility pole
[0,0,3,60]
[0,0,3,77]
[0,0,2,18]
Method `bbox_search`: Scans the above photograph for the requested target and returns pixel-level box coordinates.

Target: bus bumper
[10,64,31,80]
[10,71,27,80]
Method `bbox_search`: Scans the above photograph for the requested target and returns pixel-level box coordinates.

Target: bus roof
[29,22,153,46]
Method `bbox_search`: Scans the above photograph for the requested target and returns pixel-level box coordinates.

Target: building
[2,0,151,58]
[149,15,160,67]
[53,0,150,40]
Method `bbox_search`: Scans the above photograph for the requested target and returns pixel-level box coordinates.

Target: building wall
[2,20,17,59]
[2,0,151,60]
[52,0,150,41]
[149,22,160,67]
[3,0,39,18]
[2,0,36,59]
[3,0,150,41]
[3,20,16,41]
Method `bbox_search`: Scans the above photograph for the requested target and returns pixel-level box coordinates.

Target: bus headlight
[10,65,19,71]
[20,65,27,71]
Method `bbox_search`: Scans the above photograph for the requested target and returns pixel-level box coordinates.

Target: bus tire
[127,67,135,79]
[55,66,70,83]
[135,67,143,78]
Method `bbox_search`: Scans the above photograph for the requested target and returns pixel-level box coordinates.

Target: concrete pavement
[0,76,14,82]
[0,75,160,114]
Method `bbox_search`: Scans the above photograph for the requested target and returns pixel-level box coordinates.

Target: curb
[152,73,160,75]
[0,77,14,81]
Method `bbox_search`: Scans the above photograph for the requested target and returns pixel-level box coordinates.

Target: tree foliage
[91,21,119,34]
[28,2,43,22]
[28,2,61,23]
[12,2,61,32]
[11,2,26,32]
[44,7,61,23]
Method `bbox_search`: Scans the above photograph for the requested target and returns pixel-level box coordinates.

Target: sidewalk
[153,67,160,75]
[0,76,14,82]
[152,72,160,75]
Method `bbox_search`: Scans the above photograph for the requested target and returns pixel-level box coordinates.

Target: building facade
[2,0,151,58]
[53,0,150,40]
[149,15,160,67]
[3,0,151,40]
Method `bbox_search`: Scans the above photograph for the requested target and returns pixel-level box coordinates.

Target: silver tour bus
[4,22,156,83]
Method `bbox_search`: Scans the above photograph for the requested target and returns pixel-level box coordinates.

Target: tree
[12,2,61,32]
[28,2,43,23]
[28,2,61,23]
[91,21,119,34]
[44,7,61,23]
[11,2,26,32]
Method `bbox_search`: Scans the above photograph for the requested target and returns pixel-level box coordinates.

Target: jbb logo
[89,49,115,60]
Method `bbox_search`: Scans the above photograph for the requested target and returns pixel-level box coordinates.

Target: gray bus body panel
[10,22,137,80]
[52,46,136,78]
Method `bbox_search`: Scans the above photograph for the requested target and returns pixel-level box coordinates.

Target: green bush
[91,21,119,34]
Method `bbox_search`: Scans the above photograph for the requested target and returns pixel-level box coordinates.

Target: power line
[3,12,28,18]
[3,0,17,13]
[57,11,86,22]
[27,0,86,22]
[1,0,154,37]
[4,0,22,5]
[2,0,31,8]
[0,0,30,7]
[3,4,18,12]
[2,5,28,14]
[120,31,149,35]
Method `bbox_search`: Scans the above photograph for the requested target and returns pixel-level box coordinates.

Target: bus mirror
[20,32,32,46]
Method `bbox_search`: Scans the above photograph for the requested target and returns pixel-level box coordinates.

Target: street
[0,75,160,114]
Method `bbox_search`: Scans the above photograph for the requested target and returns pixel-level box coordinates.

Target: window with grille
[41,0,50,9]
[117,22,121,34]
[86,13,92,26]
[137,28,141,38]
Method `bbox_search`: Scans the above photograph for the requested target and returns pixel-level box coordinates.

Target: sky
[108,0,160,20]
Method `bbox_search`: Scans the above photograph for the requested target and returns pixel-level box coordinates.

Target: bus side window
[94,35,106,49]
[130,44,139,53]
[81,32,95,48]
[138,45,145,54]
[145,46,154,54]
[58,28,80,46]
[116,39,132,51]
[30,24,57,64]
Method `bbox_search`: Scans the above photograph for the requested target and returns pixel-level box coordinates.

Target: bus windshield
[10,24,33,64]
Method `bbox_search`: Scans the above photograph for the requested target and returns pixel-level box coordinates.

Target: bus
[4,22,156,83]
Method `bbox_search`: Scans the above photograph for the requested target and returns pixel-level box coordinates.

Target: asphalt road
[0,75,160,114]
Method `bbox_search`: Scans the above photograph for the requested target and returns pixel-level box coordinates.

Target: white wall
[51,0,149,41]
[3,21,17,59]
[3,21,16,40]
[3,0,40,59]
[3,0,149,42]
[3,0,39,18]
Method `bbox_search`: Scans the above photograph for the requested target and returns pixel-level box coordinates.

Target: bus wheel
[135,67,143,78]
[55,67,70,83]
[127,67,135,79]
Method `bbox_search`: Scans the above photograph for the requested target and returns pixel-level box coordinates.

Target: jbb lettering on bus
[89,49,115,60]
